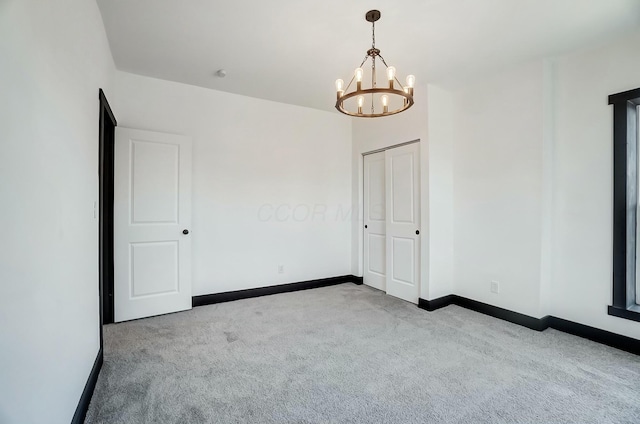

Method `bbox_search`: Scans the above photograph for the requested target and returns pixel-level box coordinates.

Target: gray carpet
[85,284,640,424]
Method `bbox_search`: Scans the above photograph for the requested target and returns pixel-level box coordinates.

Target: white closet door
[385,142,420,303]
[114,127,193,322]
[363,151,387,291]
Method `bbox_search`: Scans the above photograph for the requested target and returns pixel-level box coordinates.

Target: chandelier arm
[343,75,355,93]
[343,55,370,93]
[377,53,407,88]
[377,54,396,86]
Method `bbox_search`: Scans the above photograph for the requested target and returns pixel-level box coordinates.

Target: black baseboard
[193,275,362,307]
[71,348,103,424]
[418,295,455,312]
[548,316,640,356]
[454,296,550,332]
[418,295,548,331]
[419,295,639,355]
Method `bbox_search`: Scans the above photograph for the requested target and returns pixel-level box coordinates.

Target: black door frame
[99,89,117,340]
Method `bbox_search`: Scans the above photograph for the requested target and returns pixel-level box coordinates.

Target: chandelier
[335,10,415,118]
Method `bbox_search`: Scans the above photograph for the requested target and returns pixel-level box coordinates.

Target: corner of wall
[425,84,455,300]
[539,58,557,318]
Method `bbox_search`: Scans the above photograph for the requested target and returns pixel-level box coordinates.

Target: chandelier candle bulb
[406,75,415,87]
[335,79,344,100]
[387,66,396,88]
[381,94,389,113]
[406,75,415,95]
[355,68,363,91]
[334,10,415,117]
[357,95,364,114]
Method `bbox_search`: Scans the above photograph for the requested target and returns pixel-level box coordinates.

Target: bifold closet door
[363,151,387,291]
[114,127,193,322]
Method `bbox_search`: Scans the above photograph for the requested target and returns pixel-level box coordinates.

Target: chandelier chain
[372,20,376,49]
[372,19,377,113]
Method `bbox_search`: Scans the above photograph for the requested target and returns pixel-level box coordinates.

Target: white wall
[451,61,546,318]
[426,86,455,299]
[443,29,640,338]
[551,30,640,339]
[113,72,352,296]
[0,1,115,423]
[351,84,455,300]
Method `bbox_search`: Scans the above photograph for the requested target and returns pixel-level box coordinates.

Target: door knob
[183,229,189,235]
[415,230,420,235]
[365,225,368,229]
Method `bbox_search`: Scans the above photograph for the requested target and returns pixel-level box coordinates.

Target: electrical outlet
[278,265,284,274]
[490,281,500,294]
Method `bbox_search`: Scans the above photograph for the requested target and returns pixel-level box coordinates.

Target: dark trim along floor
[71,348,103,424]
[192,275,363,307]
[419,295,640,356]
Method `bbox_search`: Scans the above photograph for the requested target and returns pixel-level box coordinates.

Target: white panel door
[385,143,420,303]
[114,127,192,322]
[364,152,386,291]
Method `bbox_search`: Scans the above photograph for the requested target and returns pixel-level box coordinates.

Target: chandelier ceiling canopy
[335,10,415,118]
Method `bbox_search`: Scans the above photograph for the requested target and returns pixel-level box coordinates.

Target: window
[609,87,640,322]
[637,107,640,307]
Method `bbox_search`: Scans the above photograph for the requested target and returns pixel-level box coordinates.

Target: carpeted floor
[85,283,640,424]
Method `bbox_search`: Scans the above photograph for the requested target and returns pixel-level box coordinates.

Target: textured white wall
[0,1,115,423]
[113,71,353,296]
[551,30,640,339]
[451,62,545,318]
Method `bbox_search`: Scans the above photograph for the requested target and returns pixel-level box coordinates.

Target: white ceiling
[97,0,640,113]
